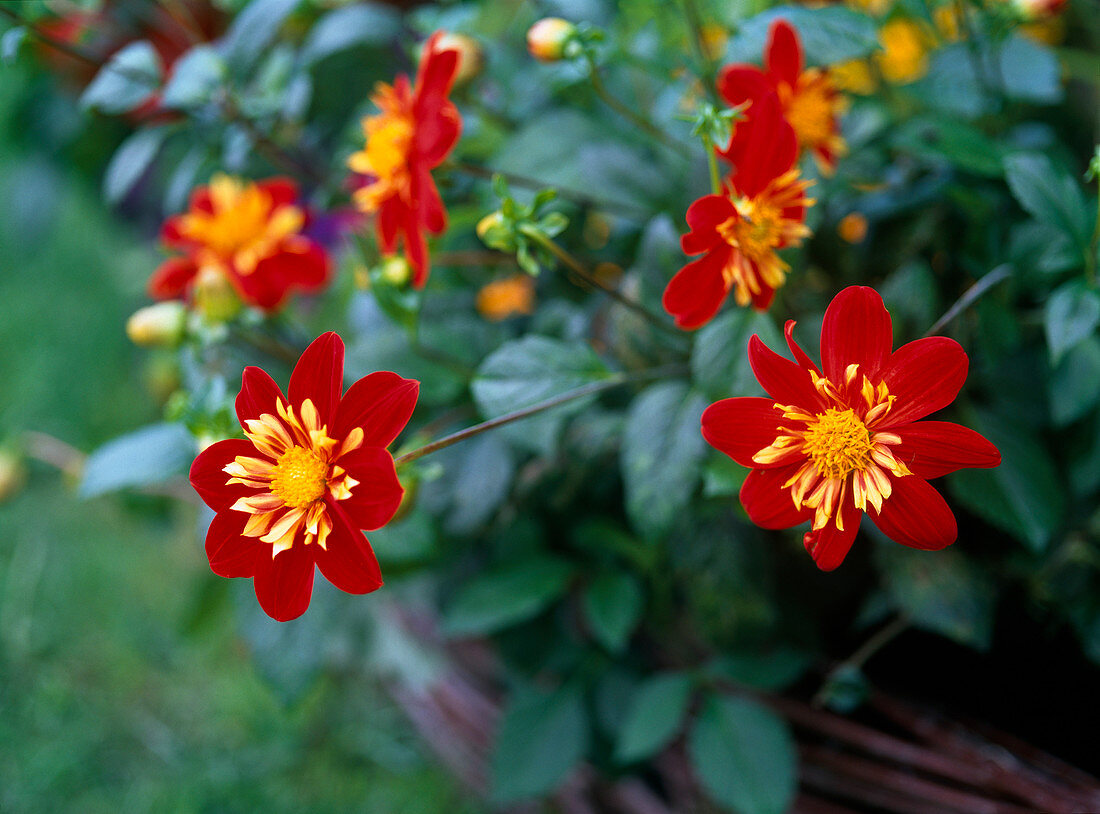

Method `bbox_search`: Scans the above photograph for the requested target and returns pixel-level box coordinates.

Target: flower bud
[838,213,868,244]
[476,211,516,252]
[527,18,577,62]
[193,267,243,323]
[432,33,484,84]
[380,255,412,286]
[1009,0,1066,20]
[126,301,187,347]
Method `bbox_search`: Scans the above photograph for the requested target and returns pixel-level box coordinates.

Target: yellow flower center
[269,446,329,508]
[782,69,837,148]
[719,198,784,264]
[802,408,875,480]
[347,85,415,213]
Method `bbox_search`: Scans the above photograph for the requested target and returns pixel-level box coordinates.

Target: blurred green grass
[0,64,473,814]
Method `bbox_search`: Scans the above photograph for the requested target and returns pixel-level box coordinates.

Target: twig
[924,264,1011,337]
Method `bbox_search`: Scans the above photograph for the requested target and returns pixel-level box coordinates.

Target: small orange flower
[718,20,847,174]
[347,31,462,288]
[477,274,536,321]
[149,175,329,311]
[838,212,869,243]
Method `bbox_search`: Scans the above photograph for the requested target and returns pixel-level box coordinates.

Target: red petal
[289,332,345,427]
[414,31,460,106]
[820,286,893,383]
[236,366,287,426]
[701,398,785,468]
[748,334,825,410]
[784,320,820,375]
[766,20,802,87]
[336,446,404,531]
[415,102,461,167]
[682,194,736,256]
[802,498,862,571]
[739,466,812,529]
[333,371,420,449]
[257,177,299,208]
[315,504,384,595]
[376,197,403,254]
[403,206,430,288]
[725,91,798,198]
[880,337,968,426]
[414,167,448,235]
[870,475,957,551]
[147,256,197,299]
[892,421,1001,479]
[662,249,732,330]
[253,544,315,622]
[160,215,193,248]
[716,64,770,110]
[204,510,263,578]
[190,438,257,511]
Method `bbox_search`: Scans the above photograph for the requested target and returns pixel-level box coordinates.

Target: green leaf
[1045,280,1100,364]
[689,694,798,814]
[1004,153,1091,252]
[161,45,226,109]
[300,2,400,65]
[622,382,708,540]
[472,336,613,455]
[80,40,161,115]
[1,26,26,65]
[442,556,574,637]
[491,686,588,802]
[994,35,1062,105]
[1051,336,1100,427]
[79,423,195,498]
[219,0,301,74]
[615,673,694,763]
[432,433,516,535]
[714,650,812,691]
[892,118,1005,178]
[103,127,169,204]
[692,308,783,400]
[582,573,643,653]
[724,6,879,66]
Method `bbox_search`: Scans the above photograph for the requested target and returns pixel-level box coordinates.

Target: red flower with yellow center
[189,332,419,621]
[149,174,329,311]
[663,92,813,328]
[347,31,462,289]
[701,287,1001,570]
[718,19,846,174]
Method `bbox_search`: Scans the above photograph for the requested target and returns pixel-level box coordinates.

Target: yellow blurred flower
[838,213,869,243]
[846,0,892,17]
[876,19,933,85]
[699,24,729,61]
[830,59,876,95]
[477,274,536,321]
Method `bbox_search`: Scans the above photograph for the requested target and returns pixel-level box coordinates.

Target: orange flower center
[269,446,329,508]
[781,69,838,148]
[177,174,304,275]
[347,84,415,213]
[802,408,874,480]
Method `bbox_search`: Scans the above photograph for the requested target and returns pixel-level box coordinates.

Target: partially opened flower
[663,92,812,328]
[190,332,419,621]
[149,175,330,312]
[347,31,462,288]
[701,286,1000,570]
[718,19,846,174]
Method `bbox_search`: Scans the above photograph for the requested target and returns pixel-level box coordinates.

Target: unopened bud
[126,301,187,347]
[380,255,412,286]
[193,267,242,323]
[432,32,484,84]
[527,18,577,62]
[1009,0,1066,19]
[476,211,516,252]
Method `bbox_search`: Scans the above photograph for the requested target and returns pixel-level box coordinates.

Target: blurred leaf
[443,556,573,637]
[948,411,1064,552]
[219,0,301,75]
[692,308,782,400]
[431,433,516,535]
[892,118,1004,178]
[1,26,26,65]
[994,36,1062,105]
[816,664,869,714]
[79,423,194,498]
[368,509,436,565]
[582,572,643,653]
[161,45,226,109]
[1004,153,1091,252]
[103,126,169,204]
[80,40,161,114]
[615,672,693,763]
[622,382,708,540]
[724,6,879,66]
[1051,336,1100,427]
[1045,279,1100,364]
[703,452,748,497]
[300,2,401,65]
[689,694,798,814]
[714,649,811,691]
[491,685,588,802]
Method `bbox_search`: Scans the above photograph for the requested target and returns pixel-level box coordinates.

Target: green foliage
[80,40,162,114]
[724,6,879,66]
[443,556,574,637]
[79,423,195,498]
[615,672,694,763]
[582,572,644,652]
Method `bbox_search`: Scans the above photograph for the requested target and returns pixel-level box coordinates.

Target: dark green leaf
[692,308,783,399]
[1045,280,1100,364]
[1051,336,1100,427]
[582,573,643,653]
[491,686,588,802]
[994,35,1062,105]
[715,649,812,691]
[443,556,573,637]
[1004,152,1091,252]
[103,127,169,204]
[219,0,301,74]
[79,423,194,498]
[892,118,1004,178]
[689,694,798,814]
[80,40,161,114]
[724,7,879,66]
[615,673,693,763]
[300,2,401,65]
[161,45,226,109]
[621,382,708,539]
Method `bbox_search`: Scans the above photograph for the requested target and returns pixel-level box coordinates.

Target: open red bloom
[718,19,846,174]
[663,92,812,329]
[347,31,462,288]
[189,332,419,621]
[701,287,1000,570]
[149,175,330,311]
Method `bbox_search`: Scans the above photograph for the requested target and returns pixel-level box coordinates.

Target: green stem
[394,365,685,466]
[680,0,721,105]
[1087,188,1099,287]
[812,615,910,708]
[706,145,722,196]
[924,264,1011,337]
[583,53,684,156]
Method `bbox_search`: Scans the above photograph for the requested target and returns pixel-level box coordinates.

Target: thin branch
[924,264,1011,337]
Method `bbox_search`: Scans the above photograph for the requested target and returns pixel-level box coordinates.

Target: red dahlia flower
[149,175,330,311]
[718,19,846,174]
[189,333,419,621]
[701,287,1000,570]
[347,31,462,288]
[663,92,813,328]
